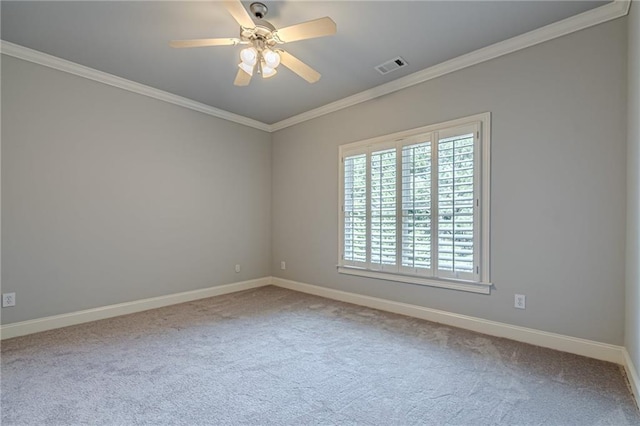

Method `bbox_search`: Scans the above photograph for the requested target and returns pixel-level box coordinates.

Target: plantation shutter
[370,148,397,270]
[436,125,479,281]
[343,153,367,265]
[400,139,433,274]
[339,114,488,291]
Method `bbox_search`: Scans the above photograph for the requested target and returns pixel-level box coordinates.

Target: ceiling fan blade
[234,68,252,86]
[224,0,255,29]
[170,38,239,48]
[275,17,336,43]
[279,50,321,83]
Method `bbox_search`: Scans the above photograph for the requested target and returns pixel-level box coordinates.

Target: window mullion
[412,146,417,272]
[395,143,402,272]
[431,132,439,277]
[366,149,372,268]
[474,127,481,281]
[451,137,457,274]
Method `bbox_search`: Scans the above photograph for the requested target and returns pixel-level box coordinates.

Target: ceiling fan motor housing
[240,24,279,47]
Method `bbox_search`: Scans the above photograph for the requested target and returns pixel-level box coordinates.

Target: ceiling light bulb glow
[263,49,280,69]
[240,47,257,66]
[239,62,254,76]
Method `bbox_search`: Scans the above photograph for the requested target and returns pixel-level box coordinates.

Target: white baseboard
[271,277,626,365]
[623,348,640,408]
[1,275,630,372]
[2,275,636,404]
[0,277,271,340]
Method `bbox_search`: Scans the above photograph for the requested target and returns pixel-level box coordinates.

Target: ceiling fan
[170,1,337,86]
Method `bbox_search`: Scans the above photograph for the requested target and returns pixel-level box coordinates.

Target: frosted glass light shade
[263,49,280,69]
[239,62,254,76]
[240,47,257,66]
[262,66,277,78]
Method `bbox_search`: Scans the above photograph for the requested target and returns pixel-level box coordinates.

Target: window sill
[337,266,492,294]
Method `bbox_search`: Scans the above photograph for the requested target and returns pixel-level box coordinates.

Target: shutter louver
[437,133,475,276]
[343,154,367,263]
[401,142,432,271]
[370,148,396,268]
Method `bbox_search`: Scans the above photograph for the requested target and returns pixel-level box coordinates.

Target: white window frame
[338,113,491,294]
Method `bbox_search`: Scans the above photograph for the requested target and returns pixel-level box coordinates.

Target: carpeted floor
[1,286,639,425]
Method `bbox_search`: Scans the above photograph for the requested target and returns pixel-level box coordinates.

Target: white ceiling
[1,1,609,125]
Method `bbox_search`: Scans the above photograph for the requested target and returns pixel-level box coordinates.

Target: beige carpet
[1,285,638,425]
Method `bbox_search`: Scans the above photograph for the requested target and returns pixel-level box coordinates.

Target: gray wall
[272,19,628,345]
[1,14,633,350]
[627,1,640,373]
[1,55,272,324]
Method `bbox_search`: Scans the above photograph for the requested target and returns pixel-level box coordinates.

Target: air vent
[375,56,408,75]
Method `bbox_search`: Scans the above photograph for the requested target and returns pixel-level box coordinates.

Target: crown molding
[269,0,631,132]
[0,40,271,132]
[1,1,630,133]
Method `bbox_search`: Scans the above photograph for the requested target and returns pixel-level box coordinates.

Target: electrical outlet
[2,293,16,308]
[280,261,286,270]
[515,294,526,310]
[235,264,241,273]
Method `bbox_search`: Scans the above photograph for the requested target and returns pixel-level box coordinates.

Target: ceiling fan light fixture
[238,62,255,76]
[263,49,280,69]
[170,0,337,86]
[240,46,258,65]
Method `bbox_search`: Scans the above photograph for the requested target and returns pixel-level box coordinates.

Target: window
[339,113,491,294]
